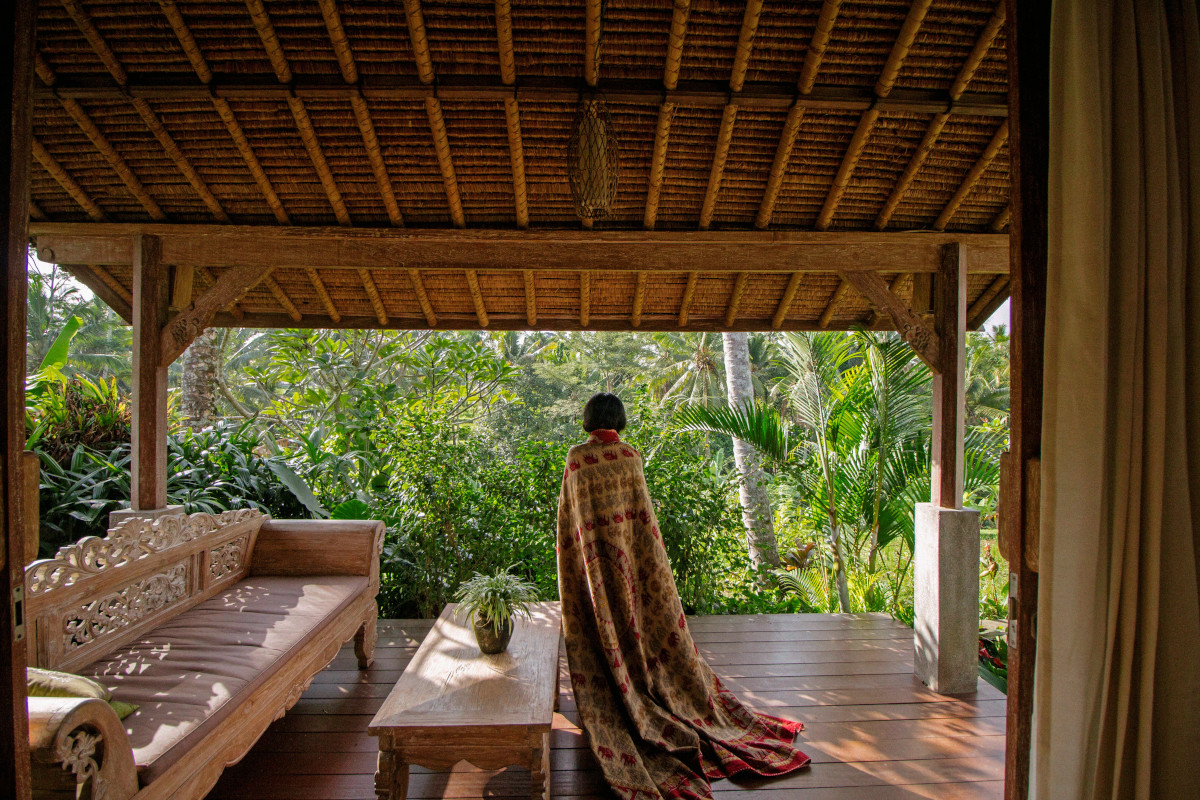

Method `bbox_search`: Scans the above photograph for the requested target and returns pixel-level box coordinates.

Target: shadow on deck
[206,613,1005,800]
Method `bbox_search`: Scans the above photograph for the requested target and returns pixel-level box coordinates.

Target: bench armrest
[249,519,385,584]
[29,696,137,800]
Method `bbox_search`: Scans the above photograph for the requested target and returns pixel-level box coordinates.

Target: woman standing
[557,392,810,799]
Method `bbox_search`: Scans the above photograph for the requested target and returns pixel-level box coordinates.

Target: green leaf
[331,498,372,520]
[40,316,83,372]
[675,401,790,462]
[266,460,328,518]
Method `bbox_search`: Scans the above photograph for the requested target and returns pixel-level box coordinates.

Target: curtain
[1036,1,1200,798]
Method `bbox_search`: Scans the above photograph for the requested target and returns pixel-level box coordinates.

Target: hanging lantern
[568,95,620,221]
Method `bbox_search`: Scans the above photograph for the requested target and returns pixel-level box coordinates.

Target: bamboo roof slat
[585,0,601,88]
[797,0,843,95]
[59,98,165,221]
[644,103,675,230]
[156,0,212,83]
[664,0,692,91]
[57,0,127,85]
[244,0,292,84]
[990,205,1011,232]
[211,98,290,224]
[730,0,765,93]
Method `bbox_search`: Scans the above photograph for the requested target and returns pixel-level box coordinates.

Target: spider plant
[454,567,539,634]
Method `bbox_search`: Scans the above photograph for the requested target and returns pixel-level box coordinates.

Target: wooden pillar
[1002,0,1048,796]
[932,241,967,508]
[131,235,169,511]
[1,2,34,797]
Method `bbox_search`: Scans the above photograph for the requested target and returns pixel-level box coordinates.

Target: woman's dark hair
[582,392,626,432]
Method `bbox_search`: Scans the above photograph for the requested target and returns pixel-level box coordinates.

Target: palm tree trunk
[721,332,780,571]
[180,328,220,429]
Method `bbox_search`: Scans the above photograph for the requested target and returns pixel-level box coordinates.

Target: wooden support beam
[631,271,648,327]
[494,0,517,85]
[967,274,1009,328]
[244,0,292,83]
[196,266,243,321]
[318,0,356,84]
[494,0,527,228]
[731,0,764,92]
[875,1,1006,230]
[407,269,436,326]
[724,272,749,328]
[263,275,301,322]
[841,269,940,371]
[579,271,590,327]
[28,199,45,221]
[131,234,169,510]
[933,120,1009,231]
[665,0,691,89]
[817,0,931,230]
[31,225,1012,276]
[584,0,601,88]
[305,268,341,324]
[130,98,229,222]
[523,269,537,326]
[798,0,842,94]
[64,264,132,323]
[402,0,436,85]
[171,264,193,311]
[212,99,289,224]
[771,272,802,329]
[991,205,1012,232]
[161,264,268,365]
[157,0,212,82]
[31,139,105,220]
[465,269,488,327]
[358,269,388,325]
[678,270,698,326]
[59,98,165,220]
[931,242,965,507]
[867,273,909,327]
[699,105,737,230]
[58,0,127,85]
[288,96,352,226]
[755,104,805,230]
[426,98,465,228]
[818,279,850,328]
[644,103,675,230]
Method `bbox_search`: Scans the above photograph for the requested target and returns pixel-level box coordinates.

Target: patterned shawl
[557,429,810,800]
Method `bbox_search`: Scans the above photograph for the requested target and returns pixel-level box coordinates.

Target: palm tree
[180,328,221,429]
[721,331,780,573]
[642,332,725,407]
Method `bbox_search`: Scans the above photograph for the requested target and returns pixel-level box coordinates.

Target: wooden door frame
[1003,1,1048,798]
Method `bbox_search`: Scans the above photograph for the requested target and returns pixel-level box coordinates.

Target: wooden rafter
[579,271,590,327]
[665,0,691,89]
[771,272,802,329]
[402,0,436,85]
[171,264,193,310]
[933,120,1009,230]
[632,272,648,327]
[66,264,132,323]
[644,103,675,230]
[60,98,165,220]
[58,0,127,84]
[30,200,47,221]
[678,271,698,326]
[160,264,270,365]
[730,0,764,93]
[465,269,489,327]
[407,269,437,326]
[495,0,528,228]
[585,0,602,88]
[357,269,389,326]
[724,272,749,328]
[32,139,105,221]
[817,279,850,328]
[798,0,843,95]
[523,270,537,326]
[263,275,302,323]
[967,275,1009,327]
[875,0,1007,230]
[841,269,940,371]
[816,0,931,230]
[990,205,1012,232]
[157,0,211,82]
[305,268,342,323]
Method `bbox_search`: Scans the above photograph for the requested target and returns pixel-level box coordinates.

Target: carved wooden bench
[25,510,384,800]
[369,601,563,800]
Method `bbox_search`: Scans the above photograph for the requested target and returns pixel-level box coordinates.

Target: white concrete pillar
[914,502,981,694]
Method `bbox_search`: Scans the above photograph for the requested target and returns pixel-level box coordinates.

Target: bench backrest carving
[25,509,267,672]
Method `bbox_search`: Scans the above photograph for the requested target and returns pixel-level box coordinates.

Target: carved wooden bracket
[839,269,942,373]
[159,265,271,366]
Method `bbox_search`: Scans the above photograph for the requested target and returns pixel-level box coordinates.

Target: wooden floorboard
[206,614,1004,800]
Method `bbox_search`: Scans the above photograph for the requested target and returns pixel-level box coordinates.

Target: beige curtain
[1036,1,1200,798]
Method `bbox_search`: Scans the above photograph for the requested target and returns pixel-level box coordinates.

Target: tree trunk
[180,328,220,429]
[721,332,780,572]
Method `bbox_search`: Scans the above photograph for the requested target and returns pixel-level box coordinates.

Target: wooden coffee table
[369,601,563,800]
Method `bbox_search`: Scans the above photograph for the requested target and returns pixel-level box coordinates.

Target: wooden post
[1,2,34,797]
[1003,0,1047,796]
[931,242,966,508]
[131,234,169,511]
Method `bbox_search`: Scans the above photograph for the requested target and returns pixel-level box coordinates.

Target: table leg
[376,750,410,800]
[530,731,550,800]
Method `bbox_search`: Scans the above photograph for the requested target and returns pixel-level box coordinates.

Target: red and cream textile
[557,429,810,800]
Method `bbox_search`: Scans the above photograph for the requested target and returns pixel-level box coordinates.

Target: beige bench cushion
[86,575,368,785]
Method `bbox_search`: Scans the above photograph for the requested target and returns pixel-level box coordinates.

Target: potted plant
[454,568,539,654]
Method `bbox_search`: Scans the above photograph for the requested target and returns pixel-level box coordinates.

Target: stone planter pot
[473,618,514,654]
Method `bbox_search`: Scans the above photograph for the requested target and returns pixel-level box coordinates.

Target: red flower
[584,454,599,464]
[604,451,618,460]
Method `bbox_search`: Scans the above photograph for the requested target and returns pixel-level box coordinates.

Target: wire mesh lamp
[568,95,620,221]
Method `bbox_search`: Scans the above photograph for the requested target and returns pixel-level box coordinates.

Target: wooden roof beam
[967,275,1009,328]
[875,0,1007,230]
[161,264,270,364]
[933,120,1009,231]
[157,0,211,82]
[60,98,166,220]
[30,200,47,221]
[495,0,528,228]
[817,279,850,328]
[756,0,841,229]
[305,268,342,323]
[724,272,749,328]
[263,275,302,323]
[579,272,590,327]
[585,0,602,88]
[32,139,106,221]
[64,265,132,322]
[840,269,940,371]
[990,205,1012,232]
[817,0,931,230]
[465,270,489,327]
[678,271,698,326]
[645,1,689,230]
[771,272,802,329]
[358,269,389,326]
[523,270,537,326]
[867,273,909,327]
[632,272,648,327]
[198,266,244,321]
[408,269,437,326]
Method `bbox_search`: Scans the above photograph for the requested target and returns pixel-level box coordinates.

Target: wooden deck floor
[207,614,1005,800]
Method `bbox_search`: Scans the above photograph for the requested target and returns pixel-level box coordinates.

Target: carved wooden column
[914,241,980,695]
[1,2,35,797]
[131,235,170,512]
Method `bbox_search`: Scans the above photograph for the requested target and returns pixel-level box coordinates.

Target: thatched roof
[28,0,1011,333]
